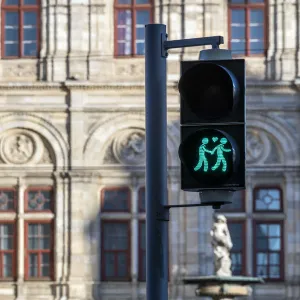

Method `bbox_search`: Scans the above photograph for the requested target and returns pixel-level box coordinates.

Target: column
[16,179,26,300]
[67,175,94,300]
[52,2,69,81]
[131,181,138,300]
[280,0,297,80]
[266,0,285,80]
[297,0,300,78]
[68,0,89,80]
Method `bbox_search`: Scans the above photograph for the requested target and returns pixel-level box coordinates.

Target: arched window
[114,0,153,57]
[1,0,40,58]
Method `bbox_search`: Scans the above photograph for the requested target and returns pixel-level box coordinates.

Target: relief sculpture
[2,133,34,164]
[113,129,146,165]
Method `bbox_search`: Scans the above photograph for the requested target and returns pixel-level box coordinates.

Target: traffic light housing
[178,59,245,191]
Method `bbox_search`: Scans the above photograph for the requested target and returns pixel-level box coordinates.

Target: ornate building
[0,0,299,299]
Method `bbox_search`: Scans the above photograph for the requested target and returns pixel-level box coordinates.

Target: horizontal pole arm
[164,36,224,51]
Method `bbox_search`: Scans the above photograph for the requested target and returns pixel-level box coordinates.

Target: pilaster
[16,179,26,300]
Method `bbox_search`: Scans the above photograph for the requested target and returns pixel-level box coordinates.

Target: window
[101,187,131,281]
[25,221,53,279]
[138,187,145,280]
[1,0,40,58]
[227,221,245,275]
[25,187,53,212]
[253,187,283,212]
[114,0,153,57]
[101,221,130,281]
[101,187,130,212]
[0,189,17,280]
[138,221,146,281]
[138,186,145,212]
[100,185,167,282]
[24,187,54,280]
[254,221,283,280]
[219,190,245,212]
[0,187,54,281]
[217,185,284,281]
[0,222,16,279]
[228,0,266,56]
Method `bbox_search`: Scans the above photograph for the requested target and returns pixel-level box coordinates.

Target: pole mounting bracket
[162,35,224,58]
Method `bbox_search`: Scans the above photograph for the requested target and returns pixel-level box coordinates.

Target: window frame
[0,220,17,281]
[0,188,17,212]
[138,220,146,281]
[253,186,283,213]
[24,220,55,281]
[138,186,145,213]
[101,219,131,281]
[101,186,131,213]
[113,0,153,58]
[1,0,41,59]
[253,219,284,282]
[24,186,54,213]
[227,219,247,276]
[228,0,268,57]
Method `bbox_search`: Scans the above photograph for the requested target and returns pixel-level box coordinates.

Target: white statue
[210,214,233,277]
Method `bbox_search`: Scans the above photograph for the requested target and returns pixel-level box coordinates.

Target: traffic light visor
[178,62,239,120]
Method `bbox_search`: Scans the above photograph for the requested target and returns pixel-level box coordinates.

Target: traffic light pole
[145,23,224,300]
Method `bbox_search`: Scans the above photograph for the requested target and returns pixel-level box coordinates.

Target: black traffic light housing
[178,59,245,191]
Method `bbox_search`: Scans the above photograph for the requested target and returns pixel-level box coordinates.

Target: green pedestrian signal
[179,129,238,186]
[194,137,232,173]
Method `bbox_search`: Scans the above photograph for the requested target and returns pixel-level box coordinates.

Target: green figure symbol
[211,137,232,172]
[194,138,213,172]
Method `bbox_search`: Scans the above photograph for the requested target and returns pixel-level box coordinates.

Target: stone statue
[210,214,233,277]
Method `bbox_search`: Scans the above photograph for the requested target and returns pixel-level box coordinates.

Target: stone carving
[113,129,145,165]
[0,129,53,165]
[39,147,53,164]
[246,129,271,164]
[116,63,144,77]
[3,63,36,78]
[1,133,35,164]
[210,215,233,277]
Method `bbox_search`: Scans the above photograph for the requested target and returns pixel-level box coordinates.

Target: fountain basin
[183,275,264,299]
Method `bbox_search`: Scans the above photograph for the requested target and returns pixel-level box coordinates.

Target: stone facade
[0,0,299,300]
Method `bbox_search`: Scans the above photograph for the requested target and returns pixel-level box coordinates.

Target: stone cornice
[0,80,297,93]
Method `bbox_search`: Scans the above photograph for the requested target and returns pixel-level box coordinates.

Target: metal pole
[145,24,169,300]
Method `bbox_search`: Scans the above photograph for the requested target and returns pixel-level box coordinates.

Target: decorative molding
[0,80,296,94]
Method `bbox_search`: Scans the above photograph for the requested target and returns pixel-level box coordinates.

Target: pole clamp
[156,205,170,221]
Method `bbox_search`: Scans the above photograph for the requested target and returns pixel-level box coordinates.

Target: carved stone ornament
[246,129,271,164]
[0,129,46,165]
[3,63,36,78]
[112,129,146,165]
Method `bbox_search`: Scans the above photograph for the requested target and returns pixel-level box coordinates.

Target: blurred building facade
[0,0,299,299]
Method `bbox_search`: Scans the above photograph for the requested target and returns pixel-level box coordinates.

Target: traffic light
[178,58,245,191]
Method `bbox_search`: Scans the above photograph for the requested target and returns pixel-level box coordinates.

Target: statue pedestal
[183,275,264,300]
